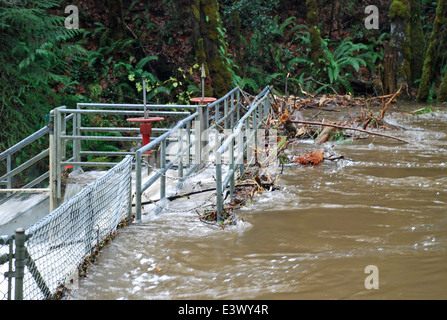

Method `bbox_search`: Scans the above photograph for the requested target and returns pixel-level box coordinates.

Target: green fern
[0,0,86,148]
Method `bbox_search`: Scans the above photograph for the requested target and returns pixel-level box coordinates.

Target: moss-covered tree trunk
[417,0,447,102]
[305,0,326,80]
[438,67,447,102]
[383,0,425,95]
[387,0,411,94]
[381,45,398,94]
[191,0,233,97]
[409,0,426,84]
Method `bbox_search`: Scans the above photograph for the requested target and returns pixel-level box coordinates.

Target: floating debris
[293,150,325,166]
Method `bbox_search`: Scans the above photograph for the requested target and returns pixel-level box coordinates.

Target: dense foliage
[0,0,84,150]
[0,0,445,151]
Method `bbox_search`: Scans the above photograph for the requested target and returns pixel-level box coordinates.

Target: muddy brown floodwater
[70,103,447,300]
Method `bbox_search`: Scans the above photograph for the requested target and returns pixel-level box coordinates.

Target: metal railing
[215,86,272,221]
[0,112,74,206]
[133,87,243,221]
[0,85,275,300]
[1,155,133,300]
[51,103,195,210]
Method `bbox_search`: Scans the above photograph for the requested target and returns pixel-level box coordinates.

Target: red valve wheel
[127,117,165,154]
[190,97,217,105]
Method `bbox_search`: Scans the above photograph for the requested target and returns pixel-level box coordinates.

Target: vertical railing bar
[135,151,142,222]
[49,111,56,212]
[72,109,77,170]
[216,152,223,222]
[55,109,62,202]
[237,90,241,122]
[215,101,219,124]
[160,139,166,200]
[7,237,13,300]
[237,128,244,175]
[198,105,207,168]
[206,104,210,131]
[127,172,133,220]
[253,107,258,164]
[186,121,191,166]
[74,103,82,172]
[61,111,67,163]
[245,117,251,163]
[224,99,228,129]
[230,93,235,128]
[194,116,200,167]
[13,228,26,300]
[178,127,184,180]
[230,138,235,200]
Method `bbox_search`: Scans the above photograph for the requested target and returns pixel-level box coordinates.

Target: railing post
[14,228,26,300]
[178,127,184,179]
[186,121,191,166]
[215,151,223,223]
[224,98,229,129]
[215,101,219,124]
[160,139,166,200]
[245,118,251,163]
[55,109,63,202]
[127,173,133,220]
[61,110,67,163]
[49,111,57,212]
[230,93,235,128]
[135,150,142,222]
[253,107,258,164]
[197,104,207,167]
[73,104,81,172]
[237,129,244,175]
[230,139,235,200]
[237,90,241,122]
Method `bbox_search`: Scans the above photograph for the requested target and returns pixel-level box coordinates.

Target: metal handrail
[49,104,195,210]
[214,86,272,221]
[134,111,198,221]
[0,109,74,205]
[0,126,49,162]
[76,103,198,109]
[1,86,276,301]
[133,86,244,222]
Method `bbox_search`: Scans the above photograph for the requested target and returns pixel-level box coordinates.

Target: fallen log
[289,120,412,144]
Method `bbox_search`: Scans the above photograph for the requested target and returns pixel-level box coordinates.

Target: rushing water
[70,104,447,300]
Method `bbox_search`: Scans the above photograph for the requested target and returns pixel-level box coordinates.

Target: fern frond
[136,56,159,70]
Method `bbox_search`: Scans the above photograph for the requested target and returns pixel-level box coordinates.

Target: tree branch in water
[289,120,412,144]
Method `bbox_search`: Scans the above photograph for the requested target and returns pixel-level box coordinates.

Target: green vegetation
[1,0,446,153]
[0,0,84,150]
